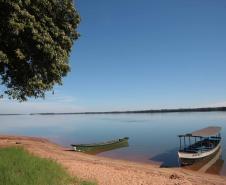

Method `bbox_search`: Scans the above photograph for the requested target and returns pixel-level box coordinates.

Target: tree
[0,0,80,101]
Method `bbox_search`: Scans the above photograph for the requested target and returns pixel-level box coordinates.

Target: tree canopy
[0,0,80,101]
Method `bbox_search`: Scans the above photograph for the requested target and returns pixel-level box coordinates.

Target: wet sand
[0,135,226,185]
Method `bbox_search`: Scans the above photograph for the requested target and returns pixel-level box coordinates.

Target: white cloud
[205,101,226,107]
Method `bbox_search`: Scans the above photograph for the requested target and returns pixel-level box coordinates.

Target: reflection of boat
[86,141,129,154]
[71,137,129,153]
[178,126,222,166]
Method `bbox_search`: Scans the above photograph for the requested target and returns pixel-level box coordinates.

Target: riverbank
[0,135,225,185]
[0,147,95,185]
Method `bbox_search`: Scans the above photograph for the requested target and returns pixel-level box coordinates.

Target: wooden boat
[83,141,129,155]
[178,126,222,166]
[71,137,129,153]
[183,146,223,174]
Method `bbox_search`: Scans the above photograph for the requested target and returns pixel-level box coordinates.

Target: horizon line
[1,106,226,115]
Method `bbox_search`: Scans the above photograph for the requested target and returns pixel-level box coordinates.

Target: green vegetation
[0,147,96,185]
[0,0,80,101]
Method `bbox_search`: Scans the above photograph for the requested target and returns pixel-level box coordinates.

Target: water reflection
[85,142,129,155]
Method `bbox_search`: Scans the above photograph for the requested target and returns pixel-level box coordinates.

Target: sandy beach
[0,135,225,185]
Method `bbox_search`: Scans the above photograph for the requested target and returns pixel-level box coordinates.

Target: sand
[0,135,225,185]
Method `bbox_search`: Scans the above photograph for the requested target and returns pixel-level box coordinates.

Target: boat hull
[72,137,129,153]
[182,147,222,173]
[178,142,221,166]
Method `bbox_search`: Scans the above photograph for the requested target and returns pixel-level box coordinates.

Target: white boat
[178,126,222,166]
[183,146,223,174]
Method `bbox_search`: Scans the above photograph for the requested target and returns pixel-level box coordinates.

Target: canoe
[71,137,129,153]
[83,141,129,155]
[178,126,222,166]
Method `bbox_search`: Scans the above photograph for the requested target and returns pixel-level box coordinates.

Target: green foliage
[0,147,96,185]
[0,0,80,101]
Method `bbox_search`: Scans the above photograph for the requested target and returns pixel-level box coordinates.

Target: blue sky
[1,0,226,113]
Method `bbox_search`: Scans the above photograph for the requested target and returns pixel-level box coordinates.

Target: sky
[1,0,226,113]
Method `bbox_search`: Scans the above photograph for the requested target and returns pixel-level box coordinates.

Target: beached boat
[183,146,223,174]
[178,126,222,166]
[71,137,129,153]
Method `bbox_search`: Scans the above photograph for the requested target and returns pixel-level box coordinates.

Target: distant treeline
[0,114,24,116]
[29,107,226,115]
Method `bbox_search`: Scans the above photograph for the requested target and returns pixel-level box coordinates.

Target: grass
[0,147,96,185]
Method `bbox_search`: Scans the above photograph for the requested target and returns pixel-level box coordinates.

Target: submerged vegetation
[0,147,96,185]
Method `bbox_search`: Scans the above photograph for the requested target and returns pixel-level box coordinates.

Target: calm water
[0,112,226,175]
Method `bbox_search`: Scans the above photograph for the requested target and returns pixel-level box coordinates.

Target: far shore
[0,135,225,185]
[1,106,226,116]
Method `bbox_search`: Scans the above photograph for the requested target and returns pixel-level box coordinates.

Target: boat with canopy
[178,126,222,166]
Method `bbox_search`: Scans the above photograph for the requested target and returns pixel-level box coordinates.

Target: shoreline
[0,135,225,185]
[1,106,226,116]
